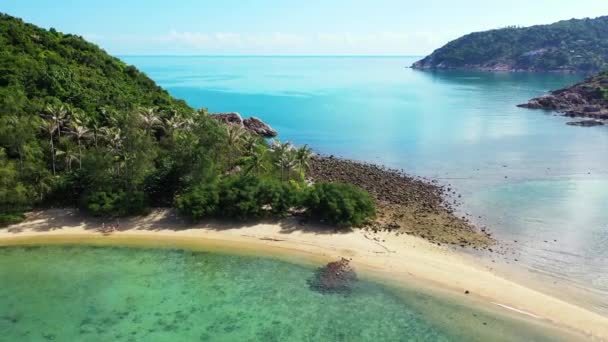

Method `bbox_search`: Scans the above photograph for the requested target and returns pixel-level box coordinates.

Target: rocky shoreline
[517,72,608,123]
[309,156,494,248]
[410,63,580,73]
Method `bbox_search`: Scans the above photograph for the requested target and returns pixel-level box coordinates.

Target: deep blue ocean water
[123,56,608,310]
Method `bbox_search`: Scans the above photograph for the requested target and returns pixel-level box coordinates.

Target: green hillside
[0,13,375,227]
[412,16,608,72]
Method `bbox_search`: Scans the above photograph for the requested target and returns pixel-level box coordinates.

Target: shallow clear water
[0,245,570,341]
[123,55,608,311]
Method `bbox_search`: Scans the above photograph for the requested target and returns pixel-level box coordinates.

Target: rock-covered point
[243,117,277,137]
[518,72,608,122]
[211,112,277,137]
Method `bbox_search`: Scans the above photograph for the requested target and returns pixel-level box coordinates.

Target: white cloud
[157,30,212,47]
[92,30,462,55]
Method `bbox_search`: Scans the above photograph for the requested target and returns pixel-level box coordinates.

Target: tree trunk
[78,140,82,169]
[50,136,56,176]
[18,146,24,175]
[56,119,61,138]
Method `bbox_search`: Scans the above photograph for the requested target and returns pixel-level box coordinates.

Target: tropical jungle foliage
[0,13,375,228]
[413,16,608,72]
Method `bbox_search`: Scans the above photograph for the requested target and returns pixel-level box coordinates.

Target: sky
[2,0,607,55]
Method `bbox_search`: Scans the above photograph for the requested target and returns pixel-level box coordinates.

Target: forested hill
[0,13,376,228]
[412,16,608,73]
[0,13,191,117]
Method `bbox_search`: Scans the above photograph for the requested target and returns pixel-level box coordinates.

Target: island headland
[412,16,608,73]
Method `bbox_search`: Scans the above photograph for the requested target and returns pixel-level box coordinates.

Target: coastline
[1,209,607,340]
[410,64,590,73]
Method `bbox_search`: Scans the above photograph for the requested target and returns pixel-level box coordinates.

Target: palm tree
[44,104,69,138]
[56,138,79,172]
[242,144,267,176]
[87,116,102,147]
[138,107,162,133]
[100,126,125,176]
[40,118,58,175]
[68,114,91,169]
[100,127,122,151]
[226,124,245,169]
[294,145,313,179]
[271,140,295,182]
[242,134,261,156]
[165,115,186,133]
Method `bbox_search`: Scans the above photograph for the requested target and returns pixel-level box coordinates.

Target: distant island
[518,71,608,125]
[412,16,608,73]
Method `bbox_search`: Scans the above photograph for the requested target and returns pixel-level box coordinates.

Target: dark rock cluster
[309,156,444,209]
[308,258,357,294]
[211,112,243,125]
[210,112,277,137]
[309,156,494,247]
[566,120,604,127]
[243,117,277,137]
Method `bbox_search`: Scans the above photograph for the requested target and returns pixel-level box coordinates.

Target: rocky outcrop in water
[308,258,357,294]
[243,117,277,137]
[211,112,244,126]
[518,72,608,123]
[211,113,277,137]
[566,120,605,127]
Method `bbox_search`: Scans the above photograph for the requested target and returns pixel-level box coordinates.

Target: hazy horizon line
[115,54,424,58]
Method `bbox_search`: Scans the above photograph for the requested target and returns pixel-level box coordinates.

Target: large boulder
[211,113,278,137]
[243,117,277,138]
[211,112,244,126]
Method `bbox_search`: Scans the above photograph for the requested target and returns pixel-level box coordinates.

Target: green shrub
[0,212,25,226]
[0,149,30,225]
[174,182,220,220]
[216,176,263,219]
[176,176,299,221]
[257,178,300,217]
[305,182,376,228]
[82,190,148,217]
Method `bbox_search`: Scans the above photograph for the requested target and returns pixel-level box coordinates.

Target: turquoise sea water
[0,245,571,341]
[122,56,608,311]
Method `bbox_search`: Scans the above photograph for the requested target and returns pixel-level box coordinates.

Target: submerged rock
[243,117,277,137]
[566,120,605,127]
[308,258,357,294]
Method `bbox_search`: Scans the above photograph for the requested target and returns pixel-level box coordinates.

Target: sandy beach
[1,209,607,340]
